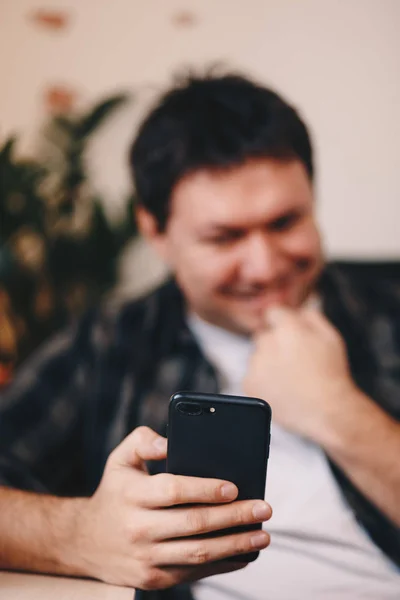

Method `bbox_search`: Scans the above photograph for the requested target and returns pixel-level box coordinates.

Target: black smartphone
[166,391,271,563]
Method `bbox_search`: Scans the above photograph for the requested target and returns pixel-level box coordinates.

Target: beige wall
[1,0,399,271]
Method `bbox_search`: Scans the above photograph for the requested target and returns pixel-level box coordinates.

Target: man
[0,73,399,599]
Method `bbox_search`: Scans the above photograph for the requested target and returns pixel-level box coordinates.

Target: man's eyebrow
[198,224,245,236]
[199,210,302,233]
[270,207,304,221]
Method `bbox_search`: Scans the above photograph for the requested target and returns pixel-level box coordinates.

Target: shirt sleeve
[0,313,94,495]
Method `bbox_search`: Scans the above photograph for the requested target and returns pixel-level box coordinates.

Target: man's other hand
[244,306,357,442]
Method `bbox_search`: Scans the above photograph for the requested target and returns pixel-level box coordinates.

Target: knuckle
[139,568,164,591]
[186,508,208,534]
[189,543,211,565]
[152,473,178,504]
[156,473,181,504]
[136,545,154,566]
[126,521,146,544]
[135,426,152,435]
[121,478,137,501]
[132,426,152,446]
[231,537,249,556]
[233,504,248,526]
[159,570,180,588]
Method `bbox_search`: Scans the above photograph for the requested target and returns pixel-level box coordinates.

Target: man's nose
[239,233,284,282]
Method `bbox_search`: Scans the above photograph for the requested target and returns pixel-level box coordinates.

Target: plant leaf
[0,136,17,166]
[51,115,76,135]
[77,93,130,138]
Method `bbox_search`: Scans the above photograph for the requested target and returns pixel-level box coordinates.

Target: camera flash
[210,407,216,413]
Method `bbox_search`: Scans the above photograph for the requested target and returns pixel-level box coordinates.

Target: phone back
[167,392,271,561]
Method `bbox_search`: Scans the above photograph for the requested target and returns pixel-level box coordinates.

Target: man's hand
[243,305,400,527]
[67,427,271,590]
[244,306,357,442]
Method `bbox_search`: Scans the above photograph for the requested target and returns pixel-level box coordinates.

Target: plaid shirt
[1,263,399,595]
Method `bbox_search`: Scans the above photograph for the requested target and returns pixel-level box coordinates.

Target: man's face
[142,158,324,335]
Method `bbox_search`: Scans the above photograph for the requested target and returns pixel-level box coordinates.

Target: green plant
[0,93,138,373]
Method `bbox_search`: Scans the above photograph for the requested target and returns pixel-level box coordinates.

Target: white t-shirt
[188,313,400,600]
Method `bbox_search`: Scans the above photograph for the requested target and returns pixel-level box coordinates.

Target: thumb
[108,426,167,471]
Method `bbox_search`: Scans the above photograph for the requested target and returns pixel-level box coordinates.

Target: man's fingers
[138,473,239,508]
[265,304,330,334]
[108,426,167,471]
[153,529,270,566]
[147,498,272,540]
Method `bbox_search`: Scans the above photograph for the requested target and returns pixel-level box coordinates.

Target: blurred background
[1,0,399,383]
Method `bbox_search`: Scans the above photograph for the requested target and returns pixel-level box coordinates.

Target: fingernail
[252,502,271,520]
[220,483,238,500]
[251,531,269,549]
[153,437,168,452]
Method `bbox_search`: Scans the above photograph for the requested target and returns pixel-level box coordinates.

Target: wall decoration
[30,9,71,31]
[172,10,198,28]
[44,85,78,115]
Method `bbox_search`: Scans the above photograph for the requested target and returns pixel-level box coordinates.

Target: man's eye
[271,213,300,232]
[208,231,243,245]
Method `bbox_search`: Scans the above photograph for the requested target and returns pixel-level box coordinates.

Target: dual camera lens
[176,402,215,416]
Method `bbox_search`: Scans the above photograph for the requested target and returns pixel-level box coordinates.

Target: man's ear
[136,205,169,261]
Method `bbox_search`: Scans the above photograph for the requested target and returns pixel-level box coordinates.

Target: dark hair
[130,72,313,230]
